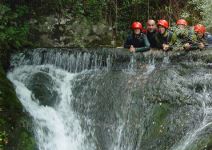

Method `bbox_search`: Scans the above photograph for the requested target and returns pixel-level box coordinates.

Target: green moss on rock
[0,63,36,150]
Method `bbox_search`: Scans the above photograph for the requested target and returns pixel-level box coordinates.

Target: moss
[201,54,212,64]
[0,131,8,149]
[144,103,170,139]
[0,63,37,150]
[15,129,36,150]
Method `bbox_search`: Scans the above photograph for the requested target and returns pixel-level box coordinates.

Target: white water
[173,74,212,150]
[8,65,95,150]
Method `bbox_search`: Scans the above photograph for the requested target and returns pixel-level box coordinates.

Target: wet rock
[27,72,58,106]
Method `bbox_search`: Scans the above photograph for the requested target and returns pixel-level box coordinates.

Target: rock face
[29,15,116,48]
[0,63,36,150]
[0,49,11,71]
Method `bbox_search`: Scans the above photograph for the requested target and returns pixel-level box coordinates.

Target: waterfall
[8,65,95,150]
[7,48,212,150]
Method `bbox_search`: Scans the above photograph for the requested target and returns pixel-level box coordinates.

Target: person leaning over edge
[145,19,158,48]
[193,24,209,49]
[172,19,197,51]
[193,24,212,48]
[154,19,174,51]
[124,22,150,53]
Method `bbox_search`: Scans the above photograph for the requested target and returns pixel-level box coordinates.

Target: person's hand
[198,42,205,49]
[129,45,136,52]
[184,43,191,50]
[162,44,169,51]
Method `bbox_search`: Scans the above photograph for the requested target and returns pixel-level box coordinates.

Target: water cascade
[7,48,212,150]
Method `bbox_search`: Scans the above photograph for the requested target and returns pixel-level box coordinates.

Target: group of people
[124,19,212,52]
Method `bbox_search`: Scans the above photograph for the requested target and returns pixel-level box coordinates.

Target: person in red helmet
[176,19,188,30]
[193,24,212,49]
[173,19,197,50]
[124,22,150,52]
[145,19,158,48]
[155,19,174,51]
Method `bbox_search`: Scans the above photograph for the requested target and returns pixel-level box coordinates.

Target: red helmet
[157,19,169,28]
[131,22,142,30]
[176,19,188,26]
[194,24,206,34]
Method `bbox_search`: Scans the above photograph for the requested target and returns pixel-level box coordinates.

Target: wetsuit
[146,30,158,48]
[124,33,150,52]
[155,30,173,49]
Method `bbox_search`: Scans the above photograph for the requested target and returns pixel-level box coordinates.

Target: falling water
[8,65,96,150]
[7,48,212,150]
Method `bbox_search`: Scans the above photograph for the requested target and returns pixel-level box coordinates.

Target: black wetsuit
[124,33,150,52]
[146,30,158,48]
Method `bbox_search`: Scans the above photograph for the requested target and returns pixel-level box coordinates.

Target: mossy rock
[27,72,58,106]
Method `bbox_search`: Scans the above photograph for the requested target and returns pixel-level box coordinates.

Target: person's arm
[135,35,150,52]
[185,34,200,50]
[186,43,199,50]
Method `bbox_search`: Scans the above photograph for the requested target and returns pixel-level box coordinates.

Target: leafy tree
[0,4,30,49]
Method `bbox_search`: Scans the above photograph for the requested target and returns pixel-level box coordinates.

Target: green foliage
[0,0,207,48]
[0,4,30,49]
[0,131,8,148]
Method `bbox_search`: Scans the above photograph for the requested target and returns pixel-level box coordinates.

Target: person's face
[197,32,204,38]
[158,26,166,34]
[134,29,141,34]
[178,24,186,30]
[147,20,157,32]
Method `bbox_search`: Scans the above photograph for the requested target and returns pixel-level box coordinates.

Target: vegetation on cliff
[0,64,36,149]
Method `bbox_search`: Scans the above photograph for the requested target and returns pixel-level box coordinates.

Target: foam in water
[8,65,95,150]
[172,74,212,150]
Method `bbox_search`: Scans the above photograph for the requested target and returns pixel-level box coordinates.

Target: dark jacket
[155,30,173,49]
[204,32,212,45]
[146,30,158,48]
[124,33,150,52]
